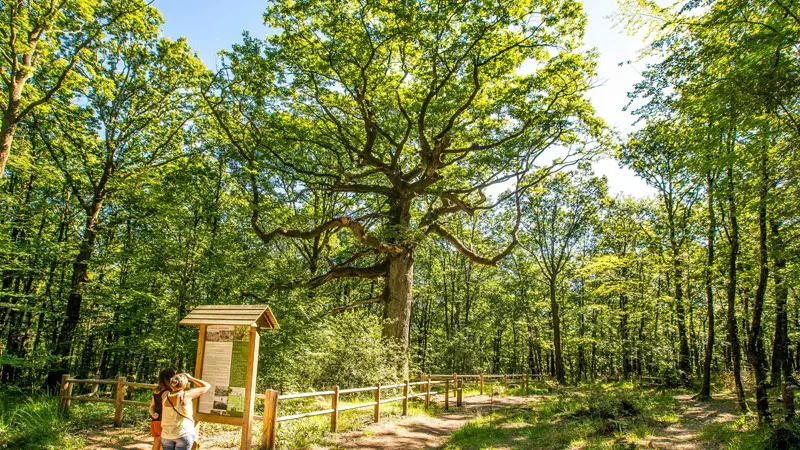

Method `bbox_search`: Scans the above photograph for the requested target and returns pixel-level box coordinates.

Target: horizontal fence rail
[639,375,666,395]
[57,374,157,426]
[419,372,550,395]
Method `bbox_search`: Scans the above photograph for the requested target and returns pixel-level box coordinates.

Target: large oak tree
[208,0,604,357]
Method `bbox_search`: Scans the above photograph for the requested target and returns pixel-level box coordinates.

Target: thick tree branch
[253,215,403,255]
[270,260,389,292]
[428,222,518,266]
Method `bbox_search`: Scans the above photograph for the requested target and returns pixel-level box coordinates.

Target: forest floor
[76,385,771,450]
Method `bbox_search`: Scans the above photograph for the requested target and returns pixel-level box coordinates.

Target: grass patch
[0,386,110,449]
[699,416,800,450]
[0,384,157,450]
[444,383,683,450]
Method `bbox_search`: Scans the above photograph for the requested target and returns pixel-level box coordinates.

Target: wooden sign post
[180,305,279,450]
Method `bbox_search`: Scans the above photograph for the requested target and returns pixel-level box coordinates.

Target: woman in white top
[160,373,210,450]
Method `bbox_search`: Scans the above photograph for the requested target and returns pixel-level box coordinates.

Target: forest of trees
[1,0,799,429]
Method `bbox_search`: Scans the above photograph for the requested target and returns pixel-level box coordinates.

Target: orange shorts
[150,420,162,437]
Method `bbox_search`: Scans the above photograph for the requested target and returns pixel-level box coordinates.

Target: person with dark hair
[148,367,176,450]
[161,373,210,450]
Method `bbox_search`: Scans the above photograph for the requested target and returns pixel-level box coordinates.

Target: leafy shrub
[280,309,406,390]
[571,390,640,420]
[766,422,800,450]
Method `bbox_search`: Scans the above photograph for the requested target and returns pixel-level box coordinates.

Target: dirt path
[322,395,532,450]
[638,394,744,450]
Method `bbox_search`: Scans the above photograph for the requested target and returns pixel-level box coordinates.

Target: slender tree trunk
[726,167,747,412]
[698,173,716,400]
[770,220,790,388]
[667,204,691,385]
[620,291,630,379]
[748,148,771,423]
[795,291,800,375]
[550,278,565,383]
[674,262,691,385]
[44,200,103,387]
[578,293,586,382]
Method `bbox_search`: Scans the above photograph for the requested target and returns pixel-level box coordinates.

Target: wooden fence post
[331,385,339,432]
[261,389,278,450]
[504,374,508,389]
[374,383,381,423]
[58,374,69,414]
[524,374,529,394]
[424,377,431,409]
[65,374,73,414]
[114,376,126,427]
[479,374,484,395]
[457,380,462,407]
[660,376,665,396]
[90,374,100,397]
[402,380,409,416]
[444,380,450,410]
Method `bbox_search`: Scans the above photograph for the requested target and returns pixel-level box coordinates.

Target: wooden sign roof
[179,304,279,329]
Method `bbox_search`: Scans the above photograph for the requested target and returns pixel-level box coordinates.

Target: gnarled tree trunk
[382,250,414,352]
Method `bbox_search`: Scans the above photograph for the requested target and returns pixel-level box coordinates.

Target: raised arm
[183,374,211,400]
[148,395,158,419]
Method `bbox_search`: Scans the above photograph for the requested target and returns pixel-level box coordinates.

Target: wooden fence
[56,372,550,449]
[57,374,156,426]
[639,375,665,395]
[423,372,551,394]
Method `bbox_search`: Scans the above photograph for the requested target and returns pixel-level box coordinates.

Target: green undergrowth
[0,386,155,449]
[444,383,680,450]
[699,416,800,450]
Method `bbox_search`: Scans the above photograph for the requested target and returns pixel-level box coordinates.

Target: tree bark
[770,219,790,388]
[674,262,691,386]
[550,278,565,383]
[667,205,691,386]
[0,77,25,178]
[0,119,16,178]
[44,200,103,387]
[382,250,414,351]
[620,289,631,378]
[748,148,771,423]
[698,173,715,400]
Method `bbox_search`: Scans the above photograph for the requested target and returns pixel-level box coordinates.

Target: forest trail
[320,394,532,450]
[637,394,743,449]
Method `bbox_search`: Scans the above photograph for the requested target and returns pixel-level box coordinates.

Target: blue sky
[157,0,654,197]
